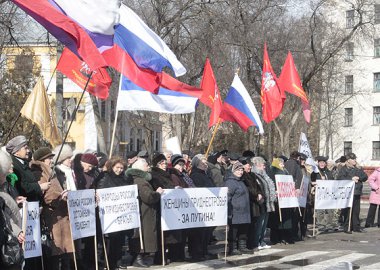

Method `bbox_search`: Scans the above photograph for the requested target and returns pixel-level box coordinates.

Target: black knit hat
[152,153,166,167]
[171,154,185,167]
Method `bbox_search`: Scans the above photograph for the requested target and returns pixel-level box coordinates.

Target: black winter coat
[336,165,368,195]
[96,171,133,189]
[190,167,215,188]
[11,155,42,201]
[284,158,303,189]
[242,172,263,217]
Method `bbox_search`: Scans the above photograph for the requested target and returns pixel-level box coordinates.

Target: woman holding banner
[224,161,251,255]
[97,157,133,270]
[30,147,74,270]
[269,158,293,245]
[150,153,183,264]
[125,158,164,266]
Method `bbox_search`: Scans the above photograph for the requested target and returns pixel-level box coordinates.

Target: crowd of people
[0,134,378,270]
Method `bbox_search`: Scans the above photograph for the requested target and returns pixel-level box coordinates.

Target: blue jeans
[252,211,268,248]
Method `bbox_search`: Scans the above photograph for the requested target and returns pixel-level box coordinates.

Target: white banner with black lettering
[298,175,310,208]
[314,180,355,210]
[23,201,42,259]
[67,189,96,240]
[275,175,299,208]
[97,185,140,234]
[160,187,228,231]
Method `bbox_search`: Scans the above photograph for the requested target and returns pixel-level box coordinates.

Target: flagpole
[205,118,221,158]
[109,74,122,158]
[54,72,93,166]
[109,110,119,158]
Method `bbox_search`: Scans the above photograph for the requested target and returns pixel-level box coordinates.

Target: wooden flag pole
[67,200,78,270]
[275,181,282,222]
[205,118,221,157]
[139,227,144,251]
[102,234,110,270]
[313,184,318,237]
[161,229,165,266]
[348,206,353,232]
[224,225,228,262]
[94,235,98,270]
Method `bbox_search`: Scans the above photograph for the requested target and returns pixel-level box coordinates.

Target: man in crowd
[336,153,368,233]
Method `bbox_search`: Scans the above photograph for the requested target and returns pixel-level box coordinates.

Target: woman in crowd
[241,157,263,251]
[189,154,216,261]
[166,154,191,262]
[150,153,182,264]
[224,161,251,255]
[365,167,380,228]
[251,156,277,250]
[72,152,99,269]
[53,144,76,191]
[96,157,133,270]
[0,150,25,270]
[30,147,74,270]
[125,158,163,266]
[269,157,293,245]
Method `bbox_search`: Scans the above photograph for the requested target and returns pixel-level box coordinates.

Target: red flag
[278,52,310,123]
[199,59,223,128]
[261,44,285,123]
[57,48,111,99]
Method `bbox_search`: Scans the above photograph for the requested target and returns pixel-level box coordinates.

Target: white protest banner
[298,175,310,208]
[97,185,140,234]
[164,136,182,155]
[23,201,42,259]
[275,175,299,208]
[161,187,228,231]
[314,180,355,210]
[298,132,319,173]
[67,189,96,240]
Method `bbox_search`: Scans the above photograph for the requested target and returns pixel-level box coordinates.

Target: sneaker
[261,244,271,249]
[257,246,265,250]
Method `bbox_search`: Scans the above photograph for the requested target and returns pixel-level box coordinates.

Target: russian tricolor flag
[117,76,198,114]
[114,4,186,77]
[221,75,264,133]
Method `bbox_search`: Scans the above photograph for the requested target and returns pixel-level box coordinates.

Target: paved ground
[128,201,380,269]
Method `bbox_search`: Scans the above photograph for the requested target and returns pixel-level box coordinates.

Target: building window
[346,10,355,28]
[62,98,77,121]
[375,5,380,24]
[374,107,380,125]
[375,39,380,58]
[374,73,380,92]
[344,108,353,126]
[373,142,380,159]
[345,42,354,61]
[344,141,352,156]
[344,75,353,94]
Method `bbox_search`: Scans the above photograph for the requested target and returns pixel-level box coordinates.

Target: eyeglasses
[159,160,168,165]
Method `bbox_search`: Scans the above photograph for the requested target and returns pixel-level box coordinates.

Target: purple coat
[368,168,380,205]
